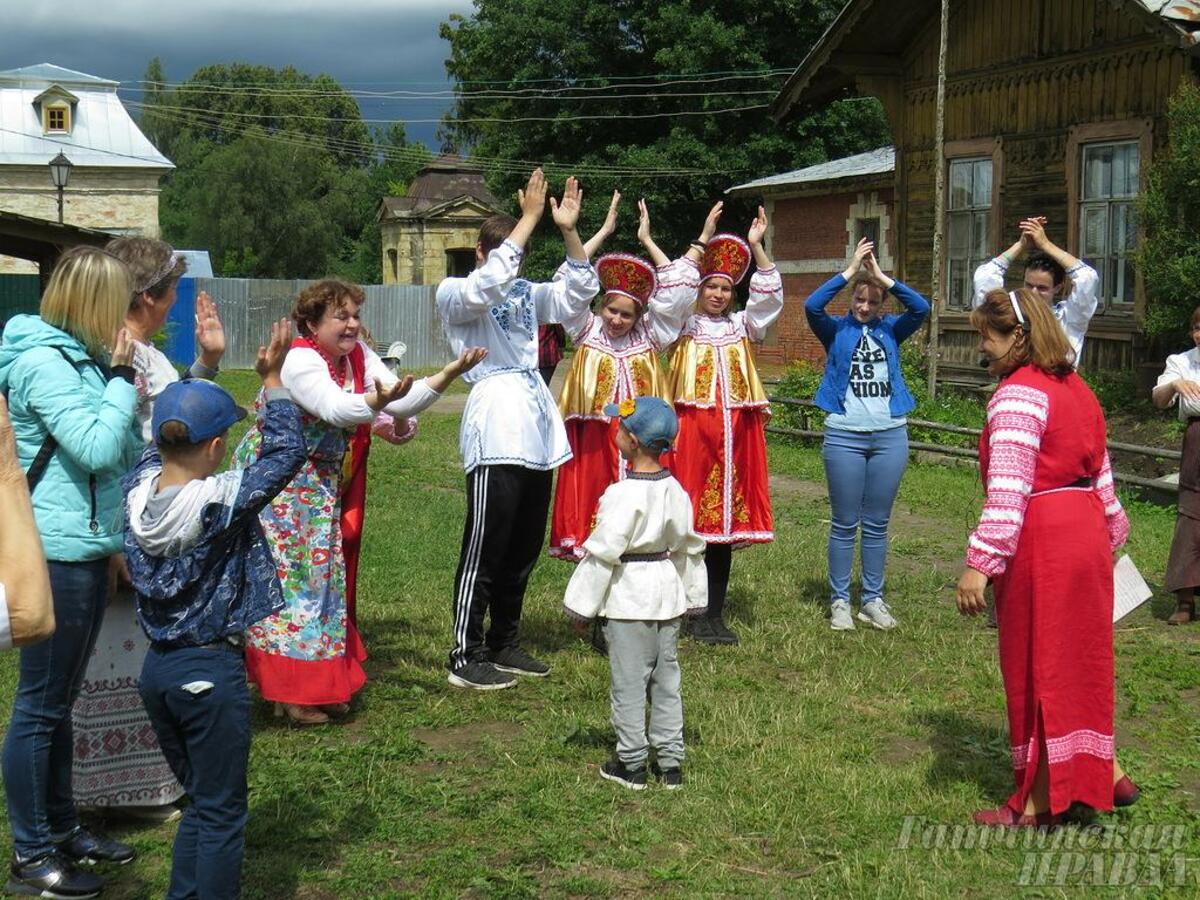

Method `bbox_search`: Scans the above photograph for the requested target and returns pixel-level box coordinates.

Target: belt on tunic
[474,365,539,382]
[620,551,669,563]
[1030,476,1093,497]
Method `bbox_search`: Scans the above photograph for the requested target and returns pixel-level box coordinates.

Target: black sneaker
[706,618,739,645]
[489,645,550,677]
[56,826,135,866]
[688,617,715,643]
[7,852,104,898]
[447,661,517,691]
[599,759,647,791]
[651,761,684,790]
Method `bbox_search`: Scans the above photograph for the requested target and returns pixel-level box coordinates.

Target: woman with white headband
[68,237,227,823]
[957,287,1139,827]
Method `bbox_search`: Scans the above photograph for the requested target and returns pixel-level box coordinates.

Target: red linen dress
[967,365,1130,815]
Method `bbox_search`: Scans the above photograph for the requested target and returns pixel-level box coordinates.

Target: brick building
[727,147,894,367]
[0,63,172,274]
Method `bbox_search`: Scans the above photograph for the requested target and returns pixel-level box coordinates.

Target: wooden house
[755,0,1200,383]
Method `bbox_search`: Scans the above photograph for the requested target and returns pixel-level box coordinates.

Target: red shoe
[1114,775,1140,808]
[973,805,1060,828]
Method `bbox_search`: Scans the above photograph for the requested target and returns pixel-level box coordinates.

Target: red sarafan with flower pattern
[965,364,1130,817]
[700,233,751,285]
[597,253,657,307]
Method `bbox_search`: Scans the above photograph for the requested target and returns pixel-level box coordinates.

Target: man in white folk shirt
[972,216,1100,367]
[437,169,599,691]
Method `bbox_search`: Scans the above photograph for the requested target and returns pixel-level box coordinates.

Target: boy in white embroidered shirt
[563,397,707,790]
[971,216,1099,366]
[437,169,599,691]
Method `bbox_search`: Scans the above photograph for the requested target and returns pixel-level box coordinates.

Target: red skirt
[994,488,1114,815]
[672,401,773,544]
[550,418,620,560]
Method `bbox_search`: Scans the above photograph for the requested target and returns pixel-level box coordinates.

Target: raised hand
[637,198,652,245]
[700,201,723,242]
[254,318,292,388]
[366,375,414,412]
[194,291,226,367]
[599,190,620,237]
[549,176,583,232]
[517,168,548,222]
[110,328,134,369]
[846,237,874,275]
[1018,217,1049,251]
[747,205,768,246]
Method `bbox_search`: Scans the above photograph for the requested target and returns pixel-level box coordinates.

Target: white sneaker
[830,599,855,631]
[857,598,897,630]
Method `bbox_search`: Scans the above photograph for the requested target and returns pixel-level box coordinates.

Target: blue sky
[1,0,475,148]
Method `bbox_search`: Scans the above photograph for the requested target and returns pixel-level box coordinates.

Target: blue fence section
[163,277,198,366]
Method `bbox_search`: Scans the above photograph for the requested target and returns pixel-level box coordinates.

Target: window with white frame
[946,157,992,309]
[1079,141,1139,309]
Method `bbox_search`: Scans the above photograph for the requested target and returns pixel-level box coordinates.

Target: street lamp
[48,152,72,224]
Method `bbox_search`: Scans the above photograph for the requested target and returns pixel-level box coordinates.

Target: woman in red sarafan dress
[550,199,693,561]
[658,202,783,646]
[957,288,1139,827]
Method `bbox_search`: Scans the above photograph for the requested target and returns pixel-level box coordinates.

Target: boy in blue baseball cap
[563,396,708,789]
[121,319,305,899]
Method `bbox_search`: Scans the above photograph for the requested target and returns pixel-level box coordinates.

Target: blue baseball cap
[603,396,678,452]
[152,379,247,444]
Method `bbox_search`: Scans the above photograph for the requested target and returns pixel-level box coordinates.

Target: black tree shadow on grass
[917,708,1013,803]
[244,795,379,899]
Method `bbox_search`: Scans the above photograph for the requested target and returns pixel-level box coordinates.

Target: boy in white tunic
[972,216,1099,366]
[437,169,599,690]
[563,397,707,789]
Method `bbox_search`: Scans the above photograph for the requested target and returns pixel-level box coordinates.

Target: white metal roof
[0,63,172,170]
[727,146,894,195]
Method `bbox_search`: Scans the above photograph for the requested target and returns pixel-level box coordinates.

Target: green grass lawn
[2,370,1197,898]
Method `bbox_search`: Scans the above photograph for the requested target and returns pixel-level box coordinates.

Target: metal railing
[766,395,1180,493]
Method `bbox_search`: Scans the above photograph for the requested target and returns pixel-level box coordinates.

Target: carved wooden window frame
[941,137,1004,312]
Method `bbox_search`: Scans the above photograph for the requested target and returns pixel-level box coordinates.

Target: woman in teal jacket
[0,247,142,897]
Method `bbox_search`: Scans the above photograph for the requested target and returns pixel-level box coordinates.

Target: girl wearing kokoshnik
[550,197,693,562]
[233,279,486,726]
[658,202,783,645]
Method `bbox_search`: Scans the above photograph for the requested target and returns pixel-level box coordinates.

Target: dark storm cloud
[0,1,474,146]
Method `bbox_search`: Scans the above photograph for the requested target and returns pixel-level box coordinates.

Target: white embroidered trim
[1011,729,1115,769]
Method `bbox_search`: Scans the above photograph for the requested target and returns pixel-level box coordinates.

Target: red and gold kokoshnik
[700,233,752,285]
[596,253,657,307]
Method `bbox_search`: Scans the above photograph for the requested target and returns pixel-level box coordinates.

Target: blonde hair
[970,288,1074,375]
[40,246,132,359]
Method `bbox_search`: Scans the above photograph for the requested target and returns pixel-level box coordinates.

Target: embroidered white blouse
[971,255,1099,366]
[131,341,219,444]
[1155,348,1200,421]
[563,471,708,622]
[280,341,441,427]
[436,239,600,471]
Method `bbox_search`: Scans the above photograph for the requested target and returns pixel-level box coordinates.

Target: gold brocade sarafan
[558,342,669,420]
[667,335,769,408]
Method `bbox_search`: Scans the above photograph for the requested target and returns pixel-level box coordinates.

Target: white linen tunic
[1156,347,1200,421]
[437,239,600,472]
[563,471,708,622]
[971,255,1099,366]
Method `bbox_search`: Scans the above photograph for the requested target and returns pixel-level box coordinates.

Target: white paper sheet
[1113,554,1153,624]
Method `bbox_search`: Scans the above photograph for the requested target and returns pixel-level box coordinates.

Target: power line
[121,67,794,90]
[124,98,771,126]
[119,87,779,103]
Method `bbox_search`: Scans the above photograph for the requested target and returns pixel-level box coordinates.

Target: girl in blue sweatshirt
[805,238,929,632]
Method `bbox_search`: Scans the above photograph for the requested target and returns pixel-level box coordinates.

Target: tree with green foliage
[438,0,890,280]
[140,61,430,280]
[1139,81,1200,340]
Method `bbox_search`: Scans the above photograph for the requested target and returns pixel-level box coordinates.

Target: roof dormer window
[44,103,69,133]
[33,85,78,135]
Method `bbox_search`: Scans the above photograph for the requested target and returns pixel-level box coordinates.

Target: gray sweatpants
[602,618,684,769]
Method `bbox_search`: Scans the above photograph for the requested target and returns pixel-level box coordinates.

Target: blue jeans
[821,425,909,603]
[140,644,250,900]
[2,559,108,859]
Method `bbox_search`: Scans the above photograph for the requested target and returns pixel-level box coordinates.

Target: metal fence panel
[195,279,451,370]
